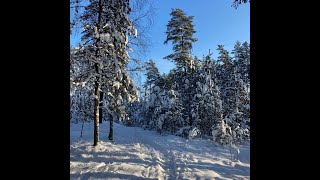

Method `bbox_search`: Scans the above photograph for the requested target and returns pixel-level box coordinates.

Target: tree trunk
[108,112,113,141]
[93,81,100,146]
[99,92,104,124]
[144,86,147,101]
[93,0,103,146]
[80,121,84,138]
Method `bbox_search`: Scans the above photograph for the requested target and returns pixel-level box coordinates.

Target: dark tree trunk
[145,86,147,100]
[93,0,103,147]
[93,81,100,146]
[108,112,113,141]
[99,92,104,124]
[80,121,84,138]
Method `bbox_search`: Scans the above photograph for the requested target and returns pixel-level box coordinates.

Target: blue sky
[71,0,250,75]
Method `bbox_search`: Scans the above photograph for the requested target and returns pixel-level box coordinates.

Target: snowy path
[70,122,250,180]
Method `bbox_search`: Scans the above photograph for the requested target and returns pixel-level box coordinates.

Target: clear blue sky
[70,0,250,75]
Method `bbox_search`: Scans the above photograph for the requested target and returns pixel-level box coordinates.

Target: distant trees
[128,9,250,146]
[130,43,250,146]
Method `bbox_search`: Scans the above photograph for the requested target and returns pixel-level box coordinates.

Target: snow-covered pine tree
[142,85,163,130]
[137,60,161,129]
[230,42,250,143]
[80,0,138,145]
[232,41,250,85]
[163,8,198,127]
[160,69,176,91]
[70,46,95,124]
[190,51,224,138]
[215,44,248,146]
[143,59,161,96]
[216,45,237,121]
[214,42,250,145]
[239,42,250,141]
[208,60,232,145]
[156,73,169,90]
[212,115,232,145]
[164,89,184,134]
[152,87,166,134]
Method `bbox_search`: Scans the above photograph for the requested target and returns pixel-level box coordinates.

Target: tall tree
[70,46,95,124]
[164,8,198,128]
[164,8,197,72]
[143,60,161,95]
[190,52,224,138]
[216,45,236,120]
[71,0,154,127]
[80,0,138,145]
[231,41,250,143]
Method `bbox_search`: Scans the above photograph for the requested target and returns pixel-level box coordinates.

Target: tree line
[70,0,250,146]
[128,8,250,145]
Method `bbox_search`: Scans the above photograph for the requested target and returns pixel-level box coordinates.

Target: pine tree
[164,8,197,72]
[239,42,250,140]
[232,41,250,85]
[190,52,224,138]
[144,86,163,130]
[164,89,185,134]
[70,46,95,124]
[80,0,138,145]
[212,116,232,145]
[143,60,161,96]
[216,45,236,120]
[163,8,198,128]
[231,41,250,143]
[139,61,162,129]
[153,88,166,134]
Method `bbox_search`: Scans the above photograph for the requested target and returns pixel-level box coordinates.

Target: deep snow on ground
[70,122,250,180]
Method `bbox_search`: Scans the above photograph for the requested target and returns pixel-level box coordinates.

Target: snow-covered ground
[70,122,250,180]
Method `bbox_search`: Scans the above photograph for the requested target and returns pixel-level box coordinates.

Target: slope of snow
[70,122,250,179]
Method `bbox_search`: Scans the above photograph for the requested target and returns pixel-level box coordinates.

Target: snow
[134,28,138,38]
[71,122,250,179]
[229,144,240,162]
[100,33,111,42]
[188,127,200,139]
[113,81,120,90]
[103,23,109,29]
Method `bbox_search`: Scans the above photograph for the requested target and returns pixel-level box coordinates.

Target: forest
[70,0,250,179]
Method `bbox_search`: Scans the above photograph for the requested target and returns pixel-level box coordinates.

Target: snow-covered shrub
[188,127,201,139]
[212,119,232,145]
[175,126,192,138]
